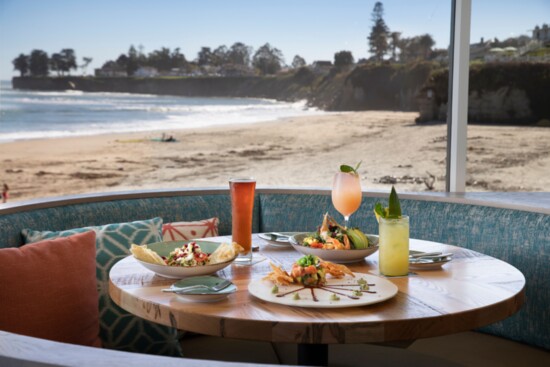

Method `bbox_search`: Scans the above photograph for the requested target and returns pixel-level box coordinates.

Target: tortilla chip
[130,244,166,265]
[209,242,244,264]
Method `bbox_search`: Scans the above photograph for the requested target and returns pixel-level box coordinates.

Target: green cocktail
[378,216,409,276]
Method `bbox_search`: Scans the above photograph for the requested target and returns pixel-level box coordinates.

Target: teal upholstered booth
[1,188,548,359]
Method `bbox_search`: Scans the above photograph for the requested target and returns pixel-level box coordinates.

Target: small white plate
[248,272,398,308]
[134,240,237,279]
[170,276,237,303]
[289,233,379,263]
[258,232,297,247]
[409,250,452,270]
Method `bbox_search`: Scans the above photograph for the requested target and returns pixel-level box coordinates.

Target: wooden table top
[109,234,525,344]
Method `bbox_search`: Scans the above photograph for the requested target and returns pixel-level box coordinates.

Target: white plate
[134,240,236,279]
[289,233,379,263]
[409,250,452,270]
[248,272,398,308]
[258,232,298,247]
[169,276,237,303]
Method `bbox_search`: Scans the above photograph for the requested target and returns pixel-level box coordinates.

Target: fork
[161,279,232,293]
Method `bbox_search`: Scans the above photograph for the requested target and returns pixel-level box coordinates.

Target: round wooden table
[109,234,525,366]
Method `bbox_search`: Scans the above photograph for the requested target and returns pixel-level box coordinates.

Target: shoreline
[1,111,549,202]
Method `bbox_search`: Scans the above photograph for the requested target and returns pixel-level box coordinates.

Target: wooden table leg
[297,344,328,366]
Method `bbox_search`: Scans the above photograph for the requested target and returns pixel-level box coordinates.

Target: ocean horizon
[0,80,323,143]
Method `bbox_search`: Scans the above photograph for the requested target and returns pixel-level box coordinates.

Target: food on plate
[130,241,243,267]
[209,242,244,264]
[166,242,209,266]
[302,213,371,250]
[130,244,166,265]
[263,254,354,287]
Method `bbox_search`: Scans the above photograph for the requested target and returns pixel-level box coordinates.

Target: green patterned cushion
[21,217,182,356]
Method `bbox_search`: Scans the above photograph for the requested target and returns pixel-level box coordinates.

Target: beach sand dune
[1,111,549,202]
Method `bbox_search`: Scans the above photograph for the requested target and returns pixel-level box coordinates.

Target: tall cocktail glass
[229,177,256,263]
[332,171,362,228]
[378,215,409,276]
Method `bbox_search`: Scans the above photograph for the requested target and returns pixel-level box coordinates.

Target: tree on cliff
[147,47,187,71]
[80,57,93,75]
[197,47,213,66]
[212,45,229,66]
[398,34,435,62]
[228,42,252,67]
[29,49,49,76]
[126,45,139,76]
[48,49,77,76]
[252,43,284,75]
[368,2,390,61]
[389,32,401,61]
[61,49,78,75]
[291,55,306,69]
[12,54,29,77]
[334,51,354,68]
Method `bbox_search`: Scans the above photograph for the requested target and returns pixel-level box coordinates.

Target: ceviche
[166,242,208,266]
[264,254,354,287]
[130,242,243,267]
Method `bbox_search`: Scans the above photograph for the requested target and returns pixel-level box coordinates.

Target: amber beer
[230,178,256,262]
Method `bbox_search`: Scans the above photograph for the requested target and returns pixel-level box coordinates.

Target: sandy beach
[1,111,549,203]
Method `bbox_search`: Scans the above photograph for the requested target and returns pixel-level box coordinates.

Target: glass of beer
[229,177,256,263]
[378,215,409,276]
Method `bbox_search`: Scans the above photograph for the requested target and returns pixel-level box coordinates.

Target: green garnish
[353,290,363,297]
[340,161,362,175]
[374,185,402,220]
[357,278,369,290]
[330,294,340,301]
[297,254,318,267]
[271,285,279,294]
[293,292,301,300]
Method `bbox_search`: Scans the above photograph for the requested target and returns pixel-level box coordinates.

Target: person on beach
[161,133,176,142]
[2,183,8,203]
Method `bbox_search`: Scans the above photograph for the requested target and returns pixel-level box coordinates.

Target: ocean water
[0,80,322,143]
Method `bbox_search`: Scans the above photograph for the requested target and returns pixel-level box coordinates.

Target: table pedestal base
[298,344,328,366]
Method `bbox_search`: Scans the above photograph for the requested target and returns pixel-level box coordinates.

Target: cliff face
[11,75,312,101]
[12,62,549,124]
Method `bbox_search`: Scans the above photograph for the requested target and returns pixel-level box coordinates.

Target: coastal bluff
[12,62,549,124]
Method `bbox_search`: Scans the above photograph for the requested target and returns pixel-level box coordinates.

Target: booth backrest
[1,189,548,353]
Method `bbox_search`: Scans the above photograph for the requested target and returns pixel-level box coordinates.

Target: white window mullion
[447,0,471,193]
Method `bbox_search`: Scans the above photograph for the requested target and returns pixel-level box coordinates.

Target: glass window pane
[466,0,550,191]
[0,0,452,203]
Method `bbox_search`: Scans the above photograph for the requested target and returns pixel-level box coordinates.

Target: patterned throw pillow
[21,217,182,356]
[162,217,219,241]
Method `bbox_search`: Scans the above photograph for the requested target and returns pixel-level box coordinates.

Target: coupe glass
[331,171,362,228]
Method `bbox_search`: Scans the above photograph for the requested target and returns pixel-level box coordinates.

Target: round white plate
[289,233,379,263]
[258,232,298,247]
[169,276,237,303]
[134,240,236,279]
[248,272,398,308]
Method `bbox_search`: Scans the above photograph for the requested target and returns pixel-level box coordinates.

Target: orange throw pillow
[0,231,101,347]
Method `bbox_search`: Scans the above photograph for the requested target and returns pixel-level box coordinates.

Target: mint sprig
[340,161,362,174]
[374,185,402,219]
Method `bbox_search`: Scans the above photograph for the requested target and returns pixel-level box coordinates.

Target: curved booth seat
[1,188,549,361]
[0,331,278,367]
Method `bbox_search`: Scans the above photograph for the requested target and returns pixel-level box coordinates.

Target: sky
[0,0,548,80]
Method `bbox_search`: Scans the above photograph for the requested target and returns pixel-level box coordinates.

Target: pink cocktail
[332,171,362,228]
